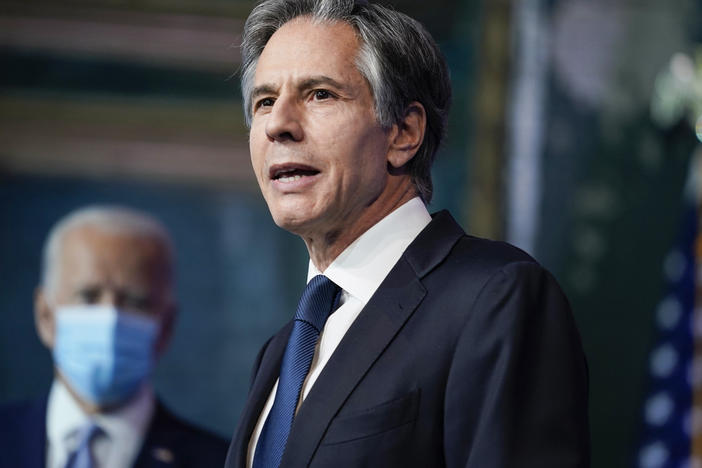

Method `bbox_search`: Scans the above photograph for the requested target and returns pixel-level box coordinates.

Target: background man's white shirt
[46,379,154,468]
[247,197,431,467]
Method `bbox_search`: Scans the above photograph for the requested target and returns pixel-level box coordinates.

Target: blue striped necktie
[253,275,340,468]
[65,423,102,468]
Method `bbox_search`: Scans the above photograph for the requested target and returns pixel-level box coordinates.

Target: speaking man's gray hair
[240,0,452,203]
[41,205,174,301]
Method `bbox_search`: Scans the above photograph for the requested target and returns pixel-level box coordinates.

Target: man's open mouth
[270,164,320,183]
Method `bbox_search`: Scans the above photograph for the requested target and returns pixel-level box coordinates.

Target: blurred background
[1,0,702,466]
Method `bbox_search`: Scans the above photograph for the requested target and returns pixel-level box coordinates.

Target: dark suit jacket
[226,211,590,467]
[0,396,229,468]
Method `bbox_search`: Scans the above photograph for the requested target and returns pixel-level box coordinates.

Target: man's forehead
[254,17,361,83]
[60,225,165,266]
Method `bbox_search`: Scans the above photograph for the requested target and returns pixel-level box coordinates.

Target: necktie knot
[294,275,341,331]
[65,423,103,468]
[81,423,102,441]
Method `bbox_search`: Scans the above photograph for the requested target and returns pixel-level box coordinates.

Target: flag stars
[651,344,679,378]
[657,296,683,330]
[645,392,675,426]
[663,249,686,283]
[639,441,668,468]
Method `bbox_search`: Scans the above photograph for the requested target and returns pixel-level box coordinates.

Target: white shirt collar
[307,197,431,304]
[47,378,155,468]
[47,379,87,449]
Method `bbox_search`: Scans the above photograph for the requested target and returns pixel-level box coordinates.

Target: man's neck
[303,187,418,271]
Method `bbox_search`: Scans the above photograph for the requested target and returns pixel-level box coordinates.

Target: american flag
[636,157,702,468]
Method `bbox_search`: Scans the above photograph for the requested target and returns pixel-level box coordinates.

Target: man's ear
[34,287,55,349]
[387,101,426,169]
[155,303,177,357]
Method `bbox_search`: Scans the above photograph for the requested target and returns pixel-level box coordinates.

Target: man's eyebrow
[298,76,348,92]
[251,84,278,101]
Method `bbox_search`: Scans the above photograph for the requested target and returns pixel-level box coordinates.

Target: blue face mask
[53,305,159,407]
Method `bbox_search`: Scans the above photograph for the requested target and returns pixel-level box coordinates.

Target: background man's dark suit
[227,211,590,467]
[0,397,228,468]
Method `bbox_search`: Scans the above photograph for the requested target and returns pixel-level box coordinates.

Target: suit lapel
[135,402,179,468]
[280,210,465,466]
[227,322,293,468]
[280,256,426,466]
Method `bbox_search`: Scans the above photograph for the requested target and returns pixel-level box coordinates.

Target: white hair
[41,205,174,300]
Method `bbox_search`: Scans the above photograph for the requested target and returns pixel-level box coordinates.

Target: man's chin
[268,206,316,233]
[56,371,134,414]
[272,214,311,235]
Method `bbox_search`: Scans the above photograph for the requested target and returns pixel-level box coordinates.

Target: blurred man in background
[0,206,228,467]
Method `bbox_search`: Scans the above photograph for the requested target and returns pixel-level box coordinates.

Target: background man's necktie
[65,423,102,468]
[253,275,340,468]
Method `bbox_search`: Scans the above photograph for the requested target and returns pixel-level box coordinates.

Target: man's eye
[313,90,332,100]
[124,294,152,312]
[254,97,275,111]
[77,288,100,304]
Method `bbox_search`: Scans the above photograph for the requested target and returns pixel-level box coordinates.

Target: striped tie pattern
[65,423,102,468]
[253,275,340,468]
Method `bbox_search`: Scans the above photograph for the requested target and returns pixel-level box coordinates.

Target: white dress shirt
[247,197,431,467]
[46,379,155,468]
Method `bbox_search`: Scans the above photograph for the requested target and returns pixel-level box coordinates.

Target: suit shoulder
[419,233,570,318]
[415,211,541,282]
[143,400,229,466]
[0,397,47,462]
[460,234,536,261]
[444,234,542,279]
[151,401,229,447]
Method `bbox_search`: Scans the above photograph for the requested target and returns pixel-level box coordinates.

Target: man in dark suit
[0,206,228,467]
[227,0,590,467]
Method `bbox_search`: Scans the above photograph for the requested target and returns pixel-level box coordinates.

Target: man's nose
[98,291,120,308]
[265,95,303,142]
